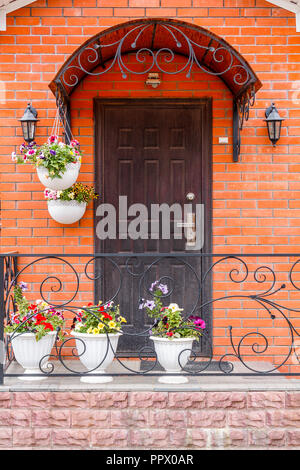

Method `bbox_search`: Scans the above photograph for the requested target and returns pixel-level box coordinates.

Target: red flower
[166,331,173,337]
[29,304,37,310]
[88,302,93,306]
[42,322,54,331]
[102,312,113,321]
[35,314,46,325]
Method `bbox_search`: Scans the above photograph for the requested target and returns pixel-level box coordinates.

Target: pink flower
[189,315,206,330]
[70,139,80,148]
[48,135,58,144]
[44,188,57,200]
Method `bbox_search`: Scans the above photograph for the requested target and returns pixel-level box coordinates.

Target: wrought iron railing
[1,252,300,384]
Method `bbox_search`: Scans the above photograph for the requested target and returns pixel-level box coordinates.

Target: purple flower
[145,300,156,310]
[49,150,56,156]
[19,281,28,292]
[158,283,168,295]
[139,299,155,311]
[19,143,26,154]
[149,280,168,295]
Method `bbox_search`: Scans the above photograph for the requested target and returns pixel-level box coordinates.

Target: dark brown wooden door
[94,99,212,354]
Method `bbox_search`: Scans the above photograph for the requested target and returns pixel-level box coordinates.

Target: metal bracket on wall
[233,100,241,162]
[233,86,256,162]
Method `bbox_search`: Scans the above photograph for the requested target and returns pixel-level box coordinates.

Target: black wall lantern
[19,102,38,143]
[265,103,284,147]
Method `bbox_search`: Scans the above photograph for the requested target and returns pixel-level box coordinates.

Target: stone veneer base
[0,390,300,449]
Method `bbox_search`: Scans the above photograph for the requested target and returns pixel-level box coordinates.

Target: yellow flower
[87,327,93,334]
[92,328,100,335]
[98,300,102,305]
[119,316,127,323]
[108,321,116,329]
[97,323,104,330]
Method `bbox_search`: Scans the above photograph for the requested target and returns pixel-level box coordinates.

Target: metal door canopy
[49,18,262,161]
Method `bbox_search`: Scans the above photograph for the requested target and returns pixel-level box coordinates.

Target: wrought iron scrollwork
[2,253,300,382]
[60,21,253,90]
[49,19,261,163]
[3,254,18,316]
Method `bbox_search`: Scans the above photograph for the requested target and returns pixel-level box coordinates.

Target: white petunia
[168,303,183,312]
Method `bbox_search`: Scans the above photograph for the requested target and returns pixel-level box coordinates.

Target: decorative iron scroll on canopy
[49,19,262,162]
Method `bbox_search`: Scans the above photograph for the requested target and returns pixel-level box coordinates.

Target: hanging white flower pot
[8,331,57,381]
[47,199,86,224]
[150,336,194,384]
[71,332,121,383]
[37,161,81,190]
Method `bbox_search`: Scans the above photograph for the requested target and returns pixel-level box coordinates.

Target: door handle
[177,212,196,246]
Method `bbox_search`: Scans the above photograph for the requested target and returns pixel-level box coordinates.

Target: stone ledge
[1,360,300,392]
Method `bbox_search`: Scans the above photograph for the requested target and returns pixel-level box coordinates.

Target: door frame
[93,98,213,353]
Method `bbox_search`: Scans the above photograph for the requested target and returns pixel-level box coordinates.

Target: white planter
[47,200,86,224]
[37,161,81,190]
[150,336,194,384]
[8,331,57,381]
[72,332,121,383]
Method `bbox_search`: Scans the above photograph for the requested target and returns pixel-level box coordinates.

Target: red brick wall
[0,0,298,255]
[1,391,300,449]
[0,1,299,368]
